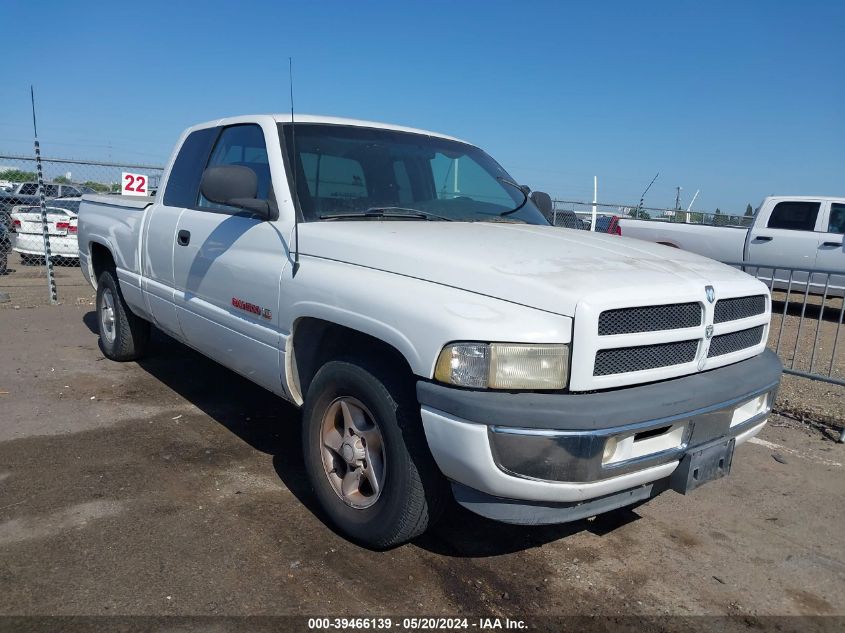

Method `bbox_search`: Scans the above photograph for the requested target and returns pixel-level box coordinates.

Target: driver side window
[199,124,272,212]
[827,203,845,235]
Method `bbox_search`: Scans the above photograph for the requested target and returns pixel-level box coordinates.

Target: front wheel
[96,268,150,361]
[302,359,446,549]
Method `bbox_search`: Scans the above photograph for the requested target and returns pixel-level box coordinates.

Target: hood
[299,221,762,316]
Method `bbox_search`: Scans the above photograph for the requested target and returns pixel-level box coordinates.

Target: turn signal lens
[602,436,618,463]
[434,343,490,388]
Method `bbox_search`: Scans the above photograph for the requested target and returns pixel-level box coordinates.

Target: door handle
[821,241,843,248]
[753,236,773,242]
[177,230,191,246]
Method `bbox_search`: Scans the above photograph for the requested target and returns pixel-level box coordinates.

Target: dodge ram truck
[78,115,782,548]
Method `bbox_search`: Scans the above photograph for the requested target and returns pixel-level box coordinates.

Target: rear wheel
[302,359,446,549]
[96,268,150,361]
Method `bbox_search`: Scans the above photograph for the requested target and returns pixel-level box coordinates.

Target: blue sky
[1,0,842,212]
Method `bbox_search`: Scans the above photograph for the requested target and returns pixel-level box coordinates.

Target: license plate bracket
[670,437,735,494]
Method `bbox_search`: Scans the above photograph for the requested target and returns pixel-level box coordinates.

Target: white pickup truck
[619,196,845,293]
[78,114,781,548]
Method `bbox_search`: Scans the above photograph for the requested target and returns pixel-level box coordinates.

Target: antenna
[636,172,659,219]
[289,57,301,277]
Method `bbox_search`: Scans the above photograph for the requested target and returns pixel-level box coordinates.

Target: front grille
[714,295,766,323]
[594,339,699,376]
[708,326,765,357]
[598,303,702,335]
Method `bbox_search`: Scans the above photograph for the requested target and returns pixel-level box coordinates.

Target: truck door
[746,199,823,292]
[171,123,287,396]
[142,127,218,339]
[814,201,845,295]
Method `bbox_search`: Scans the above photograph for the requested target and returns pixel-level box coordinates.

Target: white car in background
[11,198,80,263]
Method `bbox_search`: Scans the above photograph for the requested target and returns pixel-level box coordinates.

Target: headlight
[434,342,570,390]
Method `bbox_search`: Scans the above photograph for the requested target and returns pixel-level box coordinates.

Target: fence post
[30,87,58,305]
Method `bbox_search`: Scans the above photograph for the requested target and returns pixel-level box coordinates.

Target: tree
[0,169,37,182]
[52,175,71,184]
[742,203,755,226]
[82,180,111,193]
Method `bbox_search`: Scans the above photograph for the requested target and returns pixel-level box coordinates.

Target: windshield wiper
[496,177,529,217]
[320,207,453,221]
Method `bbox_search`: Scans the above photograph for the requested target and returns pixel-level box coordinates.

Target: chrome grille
[594,340,699,376]
[598,303,702,335]
[708,326,765,357]
[714,295,766,324]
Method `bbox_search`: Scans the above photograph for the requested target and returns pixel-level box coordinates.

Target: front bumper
[417,350,781,519]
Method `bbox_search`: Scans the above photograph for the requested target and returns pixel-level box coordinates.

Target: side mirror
[530,191,553,215]
[200,165,271,218]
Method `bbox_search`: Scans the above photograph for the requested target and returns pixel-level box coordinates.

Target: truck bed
[78,194,155,289]
[618,217,748,262]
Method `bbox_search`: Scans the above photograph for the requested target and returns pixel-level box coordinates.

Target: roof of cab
[187,114,470,145]
[765,195,845,202]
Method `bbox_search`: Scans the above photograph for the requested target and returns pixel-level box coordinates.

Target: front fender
[281,257,572,379]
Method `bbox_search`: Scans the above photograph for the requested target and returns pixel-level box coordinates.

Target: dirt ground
[0,268,843,629]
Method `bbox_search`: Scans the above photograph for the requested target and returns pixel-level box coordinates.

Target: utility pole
[636,172,659,219]
[675,186,682,211]
[30,86,58,305]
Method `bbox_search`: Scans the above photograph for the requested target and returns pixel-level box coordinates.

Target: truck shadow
[82,313,643,556]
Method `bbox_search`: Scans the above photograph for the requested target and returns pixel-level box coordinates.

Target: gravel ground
[0,299,843,629]
[0,253,92,310]
[768,290,845,431]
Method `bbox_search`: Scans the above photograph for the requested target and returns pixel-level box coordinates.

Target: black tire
[20,254,36,266]
[96,268,150,361]
[302,359,447,549]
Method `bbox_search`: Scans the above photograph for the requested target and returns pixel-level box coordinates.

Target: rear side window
[827,203,845,234]
[766,201,820,231]
[392,160,413,205]
[163,128,217,208]
[301,153,367,201]
[19,183,38,195]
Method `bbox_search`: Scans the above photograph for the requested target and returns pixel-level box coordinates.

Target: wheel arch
[88,240,116,288]
[286,316,420,406]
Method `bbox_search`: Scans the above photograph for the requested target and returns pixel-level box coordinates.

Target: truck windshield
[279,124,549,225]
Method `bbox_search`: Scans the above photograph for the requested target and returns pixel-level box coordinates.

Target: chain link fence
[0,155,163,304]
[549,199,755,230]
